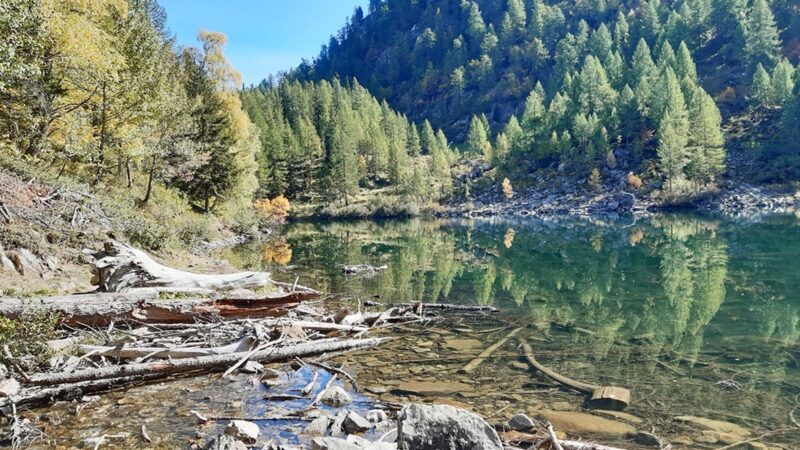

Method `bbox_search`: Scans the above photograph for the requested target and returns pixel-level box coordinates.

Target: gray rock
[207,435,248,450]
[241,361,263,374]
[312,437,396,450]
[397,404,503,450]
[305,415,331,436]
[343,411,371,434]
[0,378,20,397]
[224,420,259,445]
[365,409,388,423]
[330,410,348,437]
[321,386,352,407]
[508,413,536,432]
[0,363,8,379]
[312,437,361,450]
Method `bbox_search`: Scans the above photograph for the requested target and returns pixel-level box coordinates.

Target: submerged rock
[673,416,750,437]
[397,403,503,450]
[536,411,636,437]
[321,386,352,407]
[224,420,259,445]
[392,380,475,397]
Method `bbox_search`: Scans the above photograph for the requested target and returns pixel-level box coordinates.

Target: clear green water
[27,214,800,448]
[227,214,800,447]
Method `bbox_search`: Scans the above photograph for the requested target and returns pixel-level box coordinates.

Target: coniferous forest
[1,0,800,219]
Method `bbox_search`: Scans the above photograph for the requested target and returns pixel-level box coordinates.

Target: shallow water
[25,214,800,448]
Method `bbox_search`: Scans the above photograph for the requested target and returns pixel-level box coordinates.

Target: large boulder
[397,404,503,450]
[536,411,635,438]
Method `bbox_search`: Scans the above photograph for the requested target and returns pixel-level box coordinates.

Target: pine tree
[687,89,725,183]
[614,10,630,50]
[578,55,617,118]
[657,72,691,189]
[521,89,546,144]
[744,0,782,67]
[466,1,486,43]
[407,123,421,156]
[420,119,436,154]
[751,63,773,106]
[467,115,491,160]
[771,59,796,107]
[675,42,697,81]
[504,115,525,153]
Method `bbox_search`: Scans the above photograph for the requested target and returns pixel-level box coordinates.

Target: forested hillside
[288,0,800,191]
[0,0,269,249]
[241,79,454,215]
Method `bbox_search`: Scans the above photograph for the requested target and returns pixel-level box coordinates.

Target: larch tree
[744,0,782,68]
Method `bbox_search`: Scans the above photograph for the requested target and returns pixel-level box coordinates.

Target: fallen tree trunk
[87,240,273,292]
[0,374,172,413]
[518,339,630,410]
[77,336,255,359]
[27,338,386,386]
[0,290,318,326]
[364,300,498,313]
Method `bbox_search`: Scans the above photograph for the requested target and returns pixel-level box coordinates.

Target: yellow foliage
[589,168,602,192]
[262,239,292,265]
[627,172,643,189]
[254,195,291,223]
[501,177,514,200]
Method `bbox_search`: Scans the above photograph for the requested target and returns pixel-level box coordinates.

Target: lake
[31,214,800,448]
[225,213,800,448]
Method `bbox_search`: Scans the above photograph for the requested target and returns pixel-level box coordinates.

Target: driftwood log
[0,290,317,326]
[88,240,273,292]
[518,339,630,410]
[26,338,386,386]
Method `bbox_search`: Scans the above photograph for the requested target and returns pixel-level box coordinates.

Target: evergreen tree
[407,123,421,156]
[467,115,492,160]
[421,119,437,154]
[752,63,773,106]
[687,88,725,183]
[675,42,697,81]
[771,59,796,107]
[744,0,782,67]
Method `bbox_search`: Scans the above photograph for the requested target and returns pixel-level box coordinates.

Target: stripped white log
[77,336,255,360]
[87,240,272,292]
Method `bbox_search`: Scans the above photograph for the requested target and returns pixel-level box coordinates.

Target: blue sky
[160,0,369,86]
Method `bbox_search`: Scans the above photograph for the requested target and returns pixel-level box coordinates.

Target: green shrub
[0,310,60,368]
[175,215,215,247]
[123,216,169,251]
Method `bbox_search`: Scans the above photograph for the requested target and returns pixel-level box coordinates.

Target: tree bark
[27,338,386,386]
[0,290,317,326]
[88,240,283,292]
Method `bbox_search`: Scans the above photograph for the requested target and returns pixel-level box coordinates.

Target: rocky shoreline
[442,172,800,220]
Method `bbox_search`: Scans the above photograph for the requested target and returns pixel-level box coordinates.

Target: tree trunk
[142,155,157,204]
[88,240,279,292]
[0,290,316,326]
[26,338,386,386]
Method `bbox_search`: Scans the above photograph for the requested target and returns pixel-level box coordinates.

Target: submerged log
[26,338,386,386]
[88,240,273,292]
[460,327,523,373]
[518,339,630,410]
[0,290,317,326]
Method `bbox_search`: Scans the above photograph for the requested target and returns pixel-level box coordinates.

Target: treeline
[294,0,796,132]
[467,38,725,192]
[290,0,799,190]
[0,0,258,215]
[241,79,455,208]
